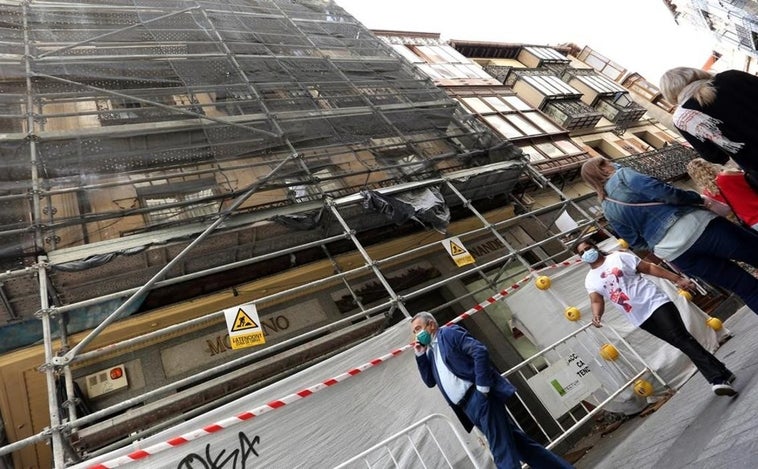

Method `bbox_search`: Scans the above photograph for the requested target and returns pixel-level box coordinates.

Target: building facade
[665,0,758,72]
[0,2,724,468]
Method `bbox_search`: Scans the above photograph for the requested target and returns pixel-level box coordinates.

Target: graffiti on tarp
[177,432,260,469]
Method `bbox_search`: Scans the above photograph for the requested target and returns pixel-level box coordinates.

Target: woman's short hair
[659,67,716,106]
[580,157,613,200]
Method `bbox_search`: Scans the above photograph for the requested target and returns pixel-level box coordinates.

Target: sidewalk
[570,306,758,469]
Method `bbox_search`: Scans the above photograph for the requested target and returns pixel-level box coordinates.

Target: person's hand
[592,315,602,328]
[413,341,427,354]
[702,196,732,217]
[675,276,696,291]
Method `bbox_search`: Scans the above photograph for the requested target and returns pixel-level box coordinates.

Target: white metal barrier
[338,322,666,468]
[333,413,484,469]
[500,322,667,451]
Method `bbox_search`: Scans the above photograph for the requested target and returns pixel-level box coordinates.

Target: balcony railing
[594,95,646,126]
[542,99,603,130]
[615,142,699,181]
[482,64,512,84]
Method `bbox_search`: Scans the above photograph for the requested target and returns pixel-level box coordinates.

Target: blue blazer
[415,324,516,431]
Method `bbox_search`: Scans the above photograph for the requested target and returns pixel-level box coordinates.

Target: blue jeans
[462,390,573,469]
[671,217,758,312]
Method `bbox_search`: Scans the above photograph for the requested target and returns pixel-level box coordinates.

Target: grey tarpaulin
[72,319,492,468]
[361,187,450,233]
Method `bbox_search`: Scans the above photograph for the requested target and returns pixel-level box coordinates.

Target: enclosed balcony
[516,46,571,68]
[594,93,647,126]
[512,73,582,108]
[563,70,646,125]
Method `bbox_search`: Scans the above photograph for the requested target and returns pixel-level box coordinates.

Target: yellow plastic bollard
[564,306,581,321]
[706,317,723,331]
[535,275,551,290]
[678,289,693,301]
[599,343,619,361]
[633,379,654,397]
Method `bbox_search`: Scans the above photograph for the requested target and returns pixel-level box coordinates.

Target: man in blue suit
[411,311,573,469]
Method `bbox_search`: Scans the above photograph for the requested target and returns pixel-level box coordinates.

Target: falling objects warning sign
[223,302,266,350]
[442,236,475,267]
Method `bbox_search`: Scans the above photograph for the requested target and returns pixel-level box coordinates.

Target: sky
[334,0,718,85]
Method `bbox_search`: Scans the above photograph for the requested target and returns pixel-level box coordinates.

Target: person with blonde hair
[660,66,758,191]
[686,157,758,230]
[580,156,758,314]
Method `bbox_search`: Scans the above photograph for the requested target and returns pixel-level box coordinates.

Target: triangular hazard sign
[231,308,258,332]
[449,241,467,256]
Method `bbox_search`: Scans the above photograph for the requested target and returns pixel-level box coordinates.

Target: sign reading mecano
[160,299,327,377]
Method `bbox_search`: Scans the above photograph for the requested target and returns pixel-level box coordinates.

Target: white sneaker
[712,381,737,397]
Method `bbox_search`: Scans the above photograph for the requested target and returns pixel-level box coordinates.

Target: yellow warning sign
[230,332,265,349]
[223,303,266,350]
[230,308,258,332]
[442,236,475,267]
[449,241,467,256]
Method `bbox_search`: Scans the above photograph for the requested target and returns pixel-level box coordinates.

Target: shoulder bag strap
[604,197,665,207]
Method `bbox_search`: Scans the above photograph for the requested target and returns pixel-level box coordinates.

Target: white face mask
[581,248,600,263]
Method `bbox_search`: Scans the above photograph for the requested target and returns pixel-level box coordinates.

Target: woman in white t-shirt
[576,239,737,397]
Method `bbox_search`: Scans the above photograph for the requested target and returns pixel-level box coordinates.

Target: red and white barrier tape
[87,258,582,468]
[444,258,581,326]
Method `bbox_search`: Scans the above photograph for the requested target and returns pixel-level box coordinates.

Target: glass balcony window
[483,115,522,139]
[461,97,495,114]
[505,114,542,136]
[503,95,532,111]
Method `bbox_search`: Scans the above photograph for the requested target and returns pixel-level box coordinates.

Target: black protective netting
[0,0,521,271]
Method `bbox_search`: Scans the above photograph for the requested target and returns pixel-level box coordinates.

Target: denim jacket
[602,167,704,250]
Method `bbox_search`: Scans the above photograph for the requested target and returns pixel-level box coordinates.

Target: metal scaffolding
[0,1,612,467]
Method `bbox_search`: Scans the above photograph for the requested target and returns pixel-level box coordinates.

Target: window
[524,111,561,133]
[505,114,541,136]
[137,178,220,225]
[482,97,512,113]
[502,95,532,111]
[616,138,651,154]
[452,92,565,140]
[483,115,522,139]
[286,166,345,202]
[520,138,586,162]
[417,64,444,80]
[461,97,494,114]
[390,44,423,63]
[579,48,626,80]
[519,146,547,163]
[535,142,564,158]
[554,140,583,155]
[372,142,429,178]
[415,45,467,64]
[97,94,203,124]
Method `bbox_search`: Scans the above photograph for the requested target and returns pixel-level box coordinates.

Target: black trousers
[639,301,730,384]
